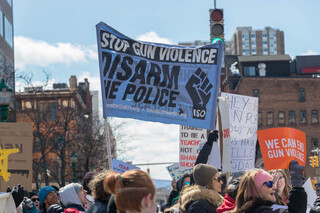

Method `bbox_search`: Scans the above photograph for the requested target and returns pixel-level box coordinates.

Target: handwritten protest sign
[166,163,193,180]
[0,123,33,191]
[221,93,258,172]
[112,158,140,174]
[96,22,224,130]
[257,127,306,170]
[179,126,207,168]
[221,92,258,140]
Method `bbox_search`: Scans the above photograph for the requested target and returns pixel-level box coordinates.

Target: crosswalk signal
[209,8,224,43]
[310,156,315,167]
[315,156,319,167]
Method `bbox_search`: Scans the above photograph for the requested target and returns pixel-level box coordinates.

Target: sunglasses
[263,181,274,188]
[31,198,40,202]
[213,176,221,182]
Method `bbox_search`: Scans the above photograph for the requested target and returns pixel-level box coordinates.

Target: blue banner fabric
[96,22,223,130]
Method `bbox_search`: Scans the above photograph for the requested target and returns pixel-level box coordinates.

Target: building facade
[0,0,14,121]
[16,76,115,187]
[222,55,320,178]
[230,27,285,56]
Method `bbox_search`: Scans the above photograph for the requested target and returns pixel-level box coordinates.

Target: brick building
[222,55,320,178]
[16,76,114,187]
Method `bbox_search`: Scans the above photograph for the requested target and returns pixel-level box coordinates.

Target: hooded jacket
[59,184,85,213]
[179,185,223,213]
[216,193,235,213]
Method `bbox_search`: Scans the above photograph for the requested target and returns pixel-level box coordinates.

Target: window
[278,111,285,125]
[298,88,306,102]
[300,110,307,124]
[252,48,257,55]
[4,16,13,47]
[263,41,268,45]
[312,138,319,149]
[289,111,296,124]
[253,89,259,99]
[258,112,263,127]
[244,66,256,76]
[267,112,274,126]
[262,33,267,38]
[49,103,56,120]
[0,53,4,76]
[0,10,3,36]
[312,110,319,124]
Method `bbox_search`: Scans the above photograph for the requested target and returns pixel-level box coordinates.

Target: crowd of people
[3,131,319,213]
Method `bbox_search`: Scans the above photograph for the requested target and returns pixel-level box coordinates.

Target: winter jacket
[179,185,224,213]
[86,199,109,213]
[64,204,85,213]
[161,190,179,211]
[47,204,64,213]
[107,195,125,213]
[216,193,235,213]
[234,187,307,213]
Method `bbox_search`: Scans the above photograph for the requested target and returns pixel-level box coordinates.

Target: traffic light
[310,156,315,167]
[209,8,224,43]
[315,156,319,167]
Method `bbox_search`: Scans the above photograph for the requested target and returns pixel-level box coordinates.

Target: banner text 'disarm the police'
[257,127,306,170]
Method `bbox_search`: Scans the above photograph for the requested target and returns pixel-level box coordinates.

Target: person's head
[269,169,291,204]
[235,169,276,211]
[83,171,97,195]
[176,174,191,192]
[193,164,222,192]
[104,169,156,213]
[89,170,112,202]
[59,183,87,207]
[29,192,40,211]
[315,181,320,197]
[225,176,242,201]
[38,186,59,210]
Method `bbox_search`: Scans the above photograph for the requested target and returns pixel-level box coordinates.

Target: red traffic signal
[210,9,223,22]
[209,9,224,42]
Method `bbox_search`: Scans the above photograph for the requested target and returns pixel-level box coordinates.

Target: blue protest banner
[96,22,223,130]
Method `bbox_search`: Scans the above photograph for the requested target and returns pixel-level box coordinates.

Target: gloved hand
[47,204,64,213]
[22,197,36,211]
[206,130,218,147]
[7,184,25,207]
[289,160,305,187]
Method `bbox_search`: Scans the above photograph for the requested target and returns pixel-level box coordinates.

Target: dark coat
[235,187,307,213]
[86,200,109,213]
[179,185,224,213]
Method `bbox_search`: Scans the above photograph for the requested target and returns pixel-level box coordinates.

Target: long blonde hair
[268,169,291,205]
[233,169,262,212]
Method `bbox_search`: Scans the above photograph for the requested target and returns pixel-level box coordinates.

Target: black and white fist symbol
[186,68,213,120]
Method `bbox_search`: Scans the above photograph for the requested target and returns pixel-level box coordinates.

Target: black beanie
[193,164,218,188]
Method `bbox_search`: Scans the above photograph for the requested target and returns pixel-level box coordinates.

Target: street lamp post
[0,77,12,122]
[70,151,78,183]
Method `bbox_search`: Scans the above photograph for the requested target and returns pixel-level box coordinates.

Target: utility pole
[214,0,216,9]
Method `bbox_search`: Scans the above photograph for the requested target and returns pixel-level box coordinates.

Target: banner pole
[104,119,113,171]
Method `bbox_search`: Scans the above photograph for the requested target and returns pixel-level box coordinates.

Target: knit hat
[28,192,37,198]
[38,186,56,206]
[254,170,272,190]
[193,164,218,188]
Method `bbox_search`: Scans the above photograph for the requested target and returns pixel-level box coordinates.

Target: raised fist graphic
[186,68,213,120]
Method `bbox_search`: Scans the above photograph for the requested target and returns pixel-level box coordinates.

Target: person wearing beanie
[38,186,59,213]
[233,161,307,213]
[179,163,224,213]
[59,183,87,212]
